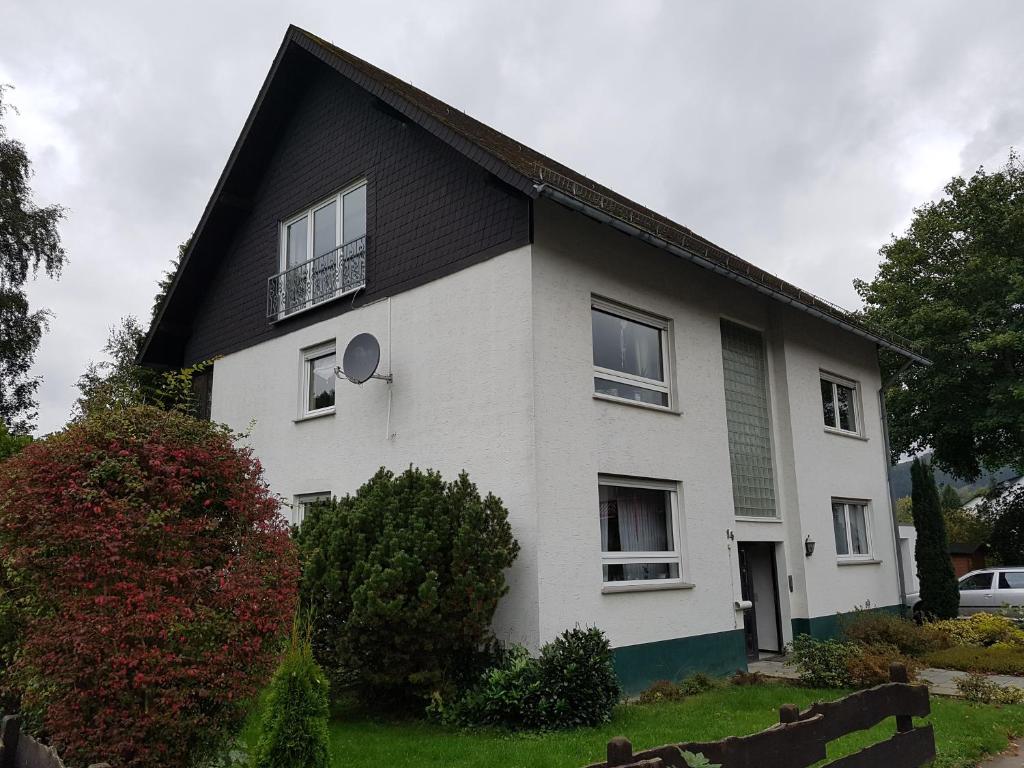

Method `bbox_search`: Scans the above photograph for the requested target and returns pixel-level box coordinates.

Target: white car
[905,568,1024,618]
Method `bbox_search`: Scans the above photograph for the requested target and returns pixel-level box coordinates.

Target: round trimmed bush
[0,406,298,768]
[297,467,519,703]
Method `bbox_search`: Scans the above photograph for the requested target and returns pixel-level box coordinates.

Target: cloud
[2,0,1023,434]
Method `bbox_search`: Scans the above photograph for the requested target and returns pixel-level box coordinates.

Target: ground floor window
[599,476,681,584]
[293,492,331,526]
[832,499,871,558]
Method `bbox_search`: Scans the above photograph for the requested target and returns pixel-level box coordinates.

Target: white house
[141,26,927,692]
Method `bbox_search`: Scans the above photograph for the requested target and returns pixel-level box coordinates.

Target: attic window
[268,181,367,319]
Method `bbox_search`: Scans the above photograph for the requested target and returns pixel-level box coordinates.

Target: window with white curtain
[720,320,777,518]
[591,298,671,408]
[300,342,336,417]
[832,499,871,558]
[599,477,681,584]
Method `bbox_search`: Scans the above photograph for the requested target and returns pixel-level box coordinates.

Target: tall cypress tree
[911,458,960,619]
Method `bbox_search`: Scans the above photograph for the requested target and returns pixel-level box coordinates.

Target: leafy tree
[0,86,67,433]
[856,152,1024,480]
[940,485,962,513]
[0,406,298,767]
[297,467,519,704]
[911,458,960,618]
[74,316,161,418]
[74,314,212,420]
[982,486,1024,566]
[895,496,913,525]
[253,619,331,768]
[0,420,29,461]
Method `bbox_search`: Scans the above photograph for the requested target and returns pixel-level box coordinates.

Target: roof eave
[535,184,931,367]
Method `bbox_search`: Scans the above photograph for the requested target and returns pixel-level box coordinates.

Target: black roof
[141,25,928,367]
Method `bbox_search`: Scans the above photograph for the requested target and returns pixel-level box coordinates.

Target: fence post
[779,704,800,724]
[889,662,914,733]
[0,716,20,768]
[607,736,634,766]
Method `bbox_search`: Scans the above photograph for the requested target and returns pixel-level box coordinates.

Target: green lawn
[240,684,1024,768]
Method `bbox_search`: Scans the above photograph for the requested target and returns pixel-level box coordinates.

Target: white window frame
[300,341,337,419]
[279,179,368,273]
[292,492,331,526]
[598,475,684,587]
[591,296,673,410]
[820,371,862,436]
[832,498,873,560]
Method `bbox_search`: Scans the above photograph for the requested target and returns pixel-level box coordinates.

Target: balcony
[267,236,366,319]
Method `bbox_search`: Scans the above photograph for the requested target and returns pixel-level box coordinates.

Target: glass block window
[720,321,777,518]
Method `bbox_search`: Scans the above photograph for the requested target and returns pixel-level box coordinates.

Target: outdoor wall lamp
[804,535,816,557]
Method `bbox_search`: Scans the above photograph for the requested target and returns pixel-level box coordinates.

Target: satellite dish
[340,333,385,384]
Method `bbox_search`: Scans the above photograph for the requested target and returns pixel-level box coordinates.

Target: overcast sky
[2,1,1023,435]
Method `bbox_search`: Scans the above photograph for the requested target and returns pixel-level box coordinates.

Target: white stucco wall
[210,246,542,648]
[209,200,904,657]
[528,198,902,650]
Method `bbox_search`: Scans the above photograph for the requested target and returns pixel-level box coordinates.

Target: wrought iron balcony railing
[267,236,366,319]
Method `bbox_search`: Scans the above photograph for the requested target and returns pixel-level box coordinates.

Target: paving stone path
[747,658,1024,698]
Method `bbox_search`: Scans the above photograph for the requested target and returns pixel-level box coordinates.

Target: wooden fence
[0,716,109,768]
[584,664,935,768]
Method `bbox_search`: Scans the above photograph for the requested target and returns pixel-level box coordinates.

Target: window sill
[837,558,882,566]
[602,580,695,595]
[824,427,869,442]
[592,393,681,415]
[734,516,783,524]
[294,409,335,423]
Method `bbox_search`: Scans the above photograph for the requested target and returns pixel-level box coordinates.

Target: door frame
[738,541,784,657]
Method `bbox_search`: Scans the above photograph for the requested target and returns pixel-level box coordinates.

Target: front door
[738,542,783,658]
[738,544,758,659]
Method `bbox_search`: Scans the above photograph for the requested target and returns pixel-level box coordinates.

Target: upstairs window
[269,181,368,319]
[302,343,336,417]
[282,182,367,269]
[591,298,671,408]
[820,373,859,434]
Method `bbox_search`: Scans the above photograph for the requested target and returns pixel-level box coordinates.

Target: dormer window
[268,181,367,319]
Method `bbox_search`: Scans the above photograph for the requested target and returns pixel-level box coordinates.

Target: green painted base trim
[791,604,904,641]
[613,629,748,695]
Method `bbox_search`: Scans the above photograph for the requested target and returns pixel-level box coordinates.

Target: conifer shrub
[253,621,331,768]
[911,458,960,619]
[297,467,519,703]
[0,406,298,768]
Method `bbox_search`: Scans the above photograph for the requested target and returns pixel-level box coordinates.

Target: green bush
[253,622,331,768]
[930,613,1024,648]
[955,672,1024,704]
[535,626,621,728]
[679,672,720,696]
[638,680,686,704]
[790,635,859,688]
[845,643,919,687]
[297,467,519,703]
[444,627,621,730]
[922,645,1024,675]
[840,610,947,655]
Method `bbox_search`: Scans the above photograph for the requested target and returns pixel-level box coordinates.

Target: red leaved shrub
[0,406,298,768]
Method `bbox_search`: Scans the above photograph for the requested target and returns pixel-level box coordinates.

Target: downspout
[880,356,916,616]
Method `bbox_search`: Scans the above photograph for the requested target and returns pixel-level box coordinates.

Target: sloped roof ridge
[294,27,923,361]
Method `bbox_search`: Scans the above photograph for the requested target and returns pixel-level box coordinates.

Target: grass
[239,683,1024,768]
[923,645,1024,676]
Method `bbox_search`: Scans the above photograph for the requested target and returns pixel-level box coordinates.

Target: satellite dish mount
[336,332,392,384]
